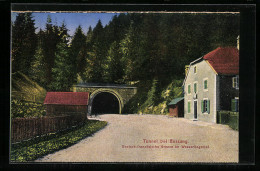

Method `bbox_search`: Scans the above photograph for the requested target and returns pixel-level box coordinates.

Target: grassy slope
[123,78,183,115]
[11,71,47,103]
[11,120,107,162]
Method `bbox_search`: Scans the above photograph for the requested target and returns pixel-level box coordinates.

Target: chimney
[185,65,190,76]
[237,35,240,50]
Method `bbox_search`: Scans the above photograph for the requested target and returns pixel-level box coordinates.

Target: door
[194,101,197,119]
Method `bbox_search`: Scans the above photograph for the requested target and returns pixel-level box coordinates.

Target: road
[35,114,238,163]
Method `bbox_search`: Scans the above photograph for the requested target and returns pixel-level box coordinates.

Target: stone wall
[73,86,137,106]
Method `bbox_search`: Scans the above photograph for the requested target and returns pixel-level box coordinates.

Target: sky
[11,12,120,36]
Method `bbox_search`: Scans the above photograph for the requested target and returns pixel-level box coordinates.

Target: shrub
[217,111,238,130]
[11,99,46,118]
[123,79,183,114]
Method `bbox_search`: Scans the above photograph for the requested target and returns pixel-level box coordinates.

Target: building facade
[44,92,89,116]
[183,47,239,123]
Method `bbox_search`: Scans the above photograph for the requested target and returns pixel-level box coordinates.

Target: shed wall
[46,105,88,116]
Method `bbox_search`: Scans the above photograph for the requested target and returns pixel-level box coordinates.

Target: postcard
[10,4,253,164]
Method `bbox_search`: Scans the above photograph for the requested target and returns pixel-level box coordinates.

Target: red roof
[203,47,239,75]
[44,92,89,105]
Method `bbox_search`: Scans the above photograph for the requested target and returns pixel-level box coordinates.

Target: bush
[217,111,238,130]
[11,99,46,118]
[123,79,183,114]
[11,120,107,162]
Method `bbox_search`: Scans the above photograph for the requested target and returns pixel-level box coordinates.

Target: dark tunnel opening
[91,92,120,114]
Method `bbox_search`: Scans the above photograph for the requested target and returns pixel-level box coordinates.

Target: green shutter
[188,85,190,94]
[201,100,204,113]
[236,99,239,112]
[231,99,236,112]
[207,100,210,114]
[204,80,208,89]
[194,83,197,93]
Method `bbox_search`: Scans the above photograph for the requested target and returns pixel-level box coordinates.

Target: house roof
[203,47,239,75]
[182,46,239,86]
[168,97,184,106]
[44,92,89,105]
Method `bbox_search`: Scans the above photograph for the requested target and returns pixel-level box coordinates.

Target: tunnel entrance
[91,92,120,114]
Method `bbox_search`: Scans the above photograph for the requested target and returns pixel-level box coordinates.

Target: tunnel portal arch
[88,89,124,115]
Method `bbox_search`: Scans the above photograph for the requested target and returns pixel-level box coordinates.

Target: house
[168,97,184,117]
[44,92,89,116]
[183,45,239,123]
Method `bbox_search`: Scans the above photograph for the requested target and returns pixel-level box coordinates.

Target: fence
[11,114,87,143]
[217,111,239,130]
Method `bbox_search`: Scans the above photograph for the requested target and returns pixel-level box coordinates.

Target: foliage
[12,13,239,92]
[29,42,46,87]
[50,41,73,91]
[70,25,87,82]
[11,71,47,103]
[10,120,107,162]
[11,99,46,118]
[217,111,239,130]
[12,13,37,75]
[103,41,124,83]
[123,79,183,114]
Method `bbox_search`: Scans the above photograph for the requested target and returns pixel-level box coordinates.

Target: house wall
[218,75,239,111]
[46,105,88,116]
[184,60,217,123]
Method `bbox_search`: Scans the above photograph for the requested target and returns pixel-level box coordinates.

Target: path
[35,114,238,163]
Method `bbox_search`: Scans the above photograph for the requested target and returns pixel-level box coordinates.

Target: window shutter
[231,99,236,112]
[188,102,190,113]
[232,77,235,88]
[237,77,239,89]
[201,100,204,113]
[207,100,210,114]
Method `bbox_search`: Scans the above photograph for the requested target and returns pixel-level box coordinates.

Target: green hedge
[11,99,46,118]
[217,111,239,130]
[11,120,107,162]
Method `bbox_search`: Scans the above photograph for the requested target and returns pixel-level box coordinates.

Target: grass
[12,71,47,103]
[10,120,107,162]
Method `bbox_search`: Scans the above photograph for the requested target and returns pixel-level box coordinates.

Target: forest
[11,12,240,114]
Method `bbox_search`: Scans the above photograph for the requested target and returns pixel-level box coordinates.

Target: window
[232,76,239,89]
[201,99,210,113]
[204,79,208,90]
[188,101,191,113]
[231,98,239,112]
[188,84,191,94]
[194,83,197,93]
[194,66,197,73]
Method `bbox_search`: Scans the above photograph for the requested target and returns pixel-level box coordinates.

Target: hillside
[123,78,183,115]
[11,71,47,103]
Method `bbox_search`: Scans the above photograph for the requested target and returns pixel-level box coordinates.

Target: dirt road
[35,114,238,163]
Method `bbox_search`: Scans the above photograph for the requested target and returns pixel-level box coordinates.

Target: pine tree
[30,42,46,87]
[88,20,106,82]
[12,13,37,75]
[103,41,123,83]
[70,25,87,80]
[119,21,135,81]
[50,30,72,91]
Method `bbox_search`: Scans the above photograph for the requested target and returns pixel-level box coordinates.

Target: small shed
[44,92,89,116]
[168,97,184,117]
